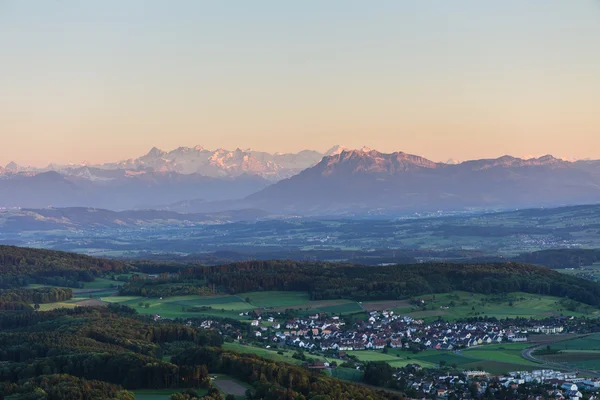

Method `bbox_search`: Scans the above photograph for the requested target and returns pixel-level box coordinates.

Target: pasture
[100,294,255,319]
[240,291,365,316]
[462,348,538,366]
[330,367,364,382]
[346,350,436,369]
[240,291,310,308]
[346,344,540,374]
[82,277,125,289]
[222,342,306,365]
[393,291,598,321]
[553,334,600,351]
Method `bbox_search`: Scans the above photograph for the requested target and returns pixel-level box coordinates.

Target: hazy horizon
[0,142,590,169]
[2,0,600,166]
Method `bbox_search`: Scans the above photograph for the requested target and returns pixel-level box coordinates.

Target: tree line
[0,287,72,311]
[125,260,600,306]
[0,301,404,399]
[0,245,130,289]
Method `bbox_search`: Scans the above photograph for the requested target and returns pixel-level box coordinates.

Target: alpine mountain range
[2,145,600,214]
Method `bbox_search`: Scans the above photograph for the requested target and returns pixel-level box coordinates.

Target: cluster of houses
[244,310,566,353]
[393,366,599,399]
[500,370,600,399]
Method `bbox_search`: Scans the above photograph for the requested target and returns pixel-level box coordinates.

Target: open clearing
[223,342,311,365]
[240,291,310,308]
[347,344,540,374]
[132,389,207,400]
[213,378,248,397]
[553,333,600,350]
[361,300,411,312]
[540,334,600,370]
[100,294,255,319]
[392,291,598,322]
[346,350,436,369]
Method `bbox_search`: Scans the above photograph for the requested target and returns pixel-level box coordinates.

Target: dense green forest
[0,303,402,400]
[0,245,129,289]
[513,248,600,268]
[0,287,72,311]
[119,260,600,306]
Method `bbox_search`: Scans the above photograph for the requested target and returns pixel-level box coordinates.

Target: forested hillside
[514,248,600,269]
[161,261,600,306]
[0,245,130,288]
[0,304,402,400]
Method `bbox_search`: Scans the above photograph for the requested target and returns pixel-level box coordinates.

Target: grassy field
[330,367,364,382]
[345,343,540,374]
[240,291,365,316]
[230,290,594,321]
[132,389,208,400]
[82,277,125,289]
[553,334,600,350]
[213,374,253,398]
[393,291,599,321]
[462,348,538,366]
[346,350,436,369]
[461,360,539,375]
[541,351,600,370]
[222,342,305,364]
[411,352,473,367]
[101,294,255,319]
[540,334,600,370]
[240,291,310,308]
[298,301,364,316]
[37,301,80,311]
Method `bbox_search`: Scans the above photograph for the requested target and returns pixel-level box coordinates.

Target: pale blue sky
[1,0,600,166]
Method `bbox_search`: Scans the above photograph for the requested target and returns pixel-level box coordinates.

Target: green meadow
[346,343,539,374]
[393,291,599,322]
[222,342,306,365]
[239,291,310,308]
[101,294,255,319]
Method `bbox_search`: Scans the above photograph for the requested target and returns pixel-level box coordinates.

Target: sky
[1,0,600,167]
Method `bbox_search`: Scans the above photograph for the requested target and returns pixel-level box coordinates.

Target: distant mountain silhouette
[0,170,269,209]
[2,147,599,213]
[243,149,600,214]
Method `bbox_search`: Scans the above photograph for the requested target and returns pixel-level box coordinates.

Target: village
[188,310,600,398]
[242,309,563,353]
[388,366,600,399]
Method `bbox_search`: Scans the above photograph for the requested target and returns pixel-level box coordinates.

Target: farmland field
[462,348,538,366]
[304,302,364,315]
[222,342,309,365]
[346,350,436,369]
[361,300,411,312]
[240,291,310,308]
[82,277,125,289]
[392,291,599,322]
[330,367,364,382]
[553,334,600,350]
[460,360,539,375]
[347,344,540,374]
[412,352,473,367]
[100,294,255,319]
[539,351,600,370]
